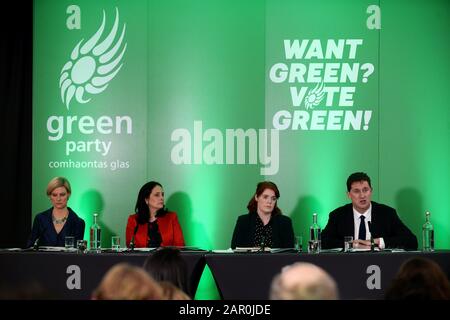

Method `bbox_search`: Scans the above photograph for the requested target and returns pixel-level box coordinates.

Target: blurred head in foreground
[270,262,339,300]
[92,263,164,300]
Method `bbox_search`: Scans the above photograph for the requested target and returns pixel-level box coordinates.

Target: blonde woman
[92,263,164,300]
[27,177,85,247]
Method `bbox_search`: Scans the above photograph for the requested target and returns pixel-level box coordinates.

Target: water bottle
[90,213,102,252]
[422,211,434,252]
[309,213,321,253]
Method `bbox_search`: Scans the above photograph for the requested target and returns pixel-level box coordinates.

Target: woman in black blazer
[27,176,85,248]
[231,181,294,249]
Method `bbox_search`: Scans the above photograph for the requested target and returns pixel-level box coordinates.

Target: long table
[205,251,450,299]
[2,250,449,300]
[0,251,206,299]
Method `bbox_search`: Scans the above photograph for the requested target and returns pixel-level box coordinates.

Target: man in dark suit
[321,172,418,250]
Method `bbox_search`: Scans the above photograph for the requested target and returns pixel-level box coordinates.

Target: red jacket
[125,212,185,248]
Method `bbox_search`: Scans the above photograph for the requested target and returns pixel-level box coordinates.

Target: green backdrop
[33,0,450,299]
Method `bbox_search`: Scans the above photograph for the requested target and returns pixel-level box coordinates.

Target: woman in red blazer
[126,181,185,248]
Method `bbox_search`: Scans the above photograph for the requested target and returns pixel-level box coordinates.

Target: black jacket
[230,212,295,249]
[27,207,85,247]
[321,202,418,250]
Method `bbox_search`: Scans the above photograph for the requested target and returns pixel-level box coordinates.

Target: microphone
[33,237,40,251]
[368,221,375,252]
[33,226,47,251]
[129,224,139,251]
[259,234,266,252]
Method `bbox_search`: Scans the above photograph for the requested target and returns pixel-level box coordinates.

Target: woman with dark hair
[125,181,185,248]
[385,257,450,300]
[230,181,294,249]
[143,247,190,296]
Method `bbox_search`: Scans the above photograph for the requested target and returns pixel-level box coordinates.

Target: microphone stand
[368,221,375,252]
[259,241,265,253]
[33,237,40,251]
[32,226,47,251]
[129,224,139,251]
[259,234,266,253]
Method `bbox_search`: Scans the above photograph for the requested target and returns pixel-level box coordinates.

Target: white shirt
[353,204,385,249]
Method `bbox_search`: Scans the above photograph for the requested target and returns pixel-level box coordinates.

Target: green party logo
[44,6,133,166]
[304,81,325,110]
[59,7,127,109]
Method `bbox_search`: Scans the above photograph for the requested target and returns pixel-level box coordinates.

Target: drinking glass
[344,236,354,252]
[77,239,87,253]
[111,236,120,252]
[308,240,321,253]
[65,236,75,249]
[295,235,303,252]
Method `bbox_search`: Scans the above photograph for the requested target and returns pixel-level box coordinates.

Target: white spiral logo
[59,8,127,109]
[304,81,325,110]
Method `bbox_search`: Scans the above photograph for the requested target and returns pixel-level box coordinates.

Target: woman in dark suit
[231,181,294,249]
[126,181,185,248]
[27,177,85,247]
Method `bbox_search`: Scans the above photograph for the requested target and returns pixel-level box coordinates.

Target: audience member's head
[159,281,191,300]
[0,282,53,299]
[92,263,164,300]
[385,257,450,300]
[270,262,339,300]
[143,247,189,295]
